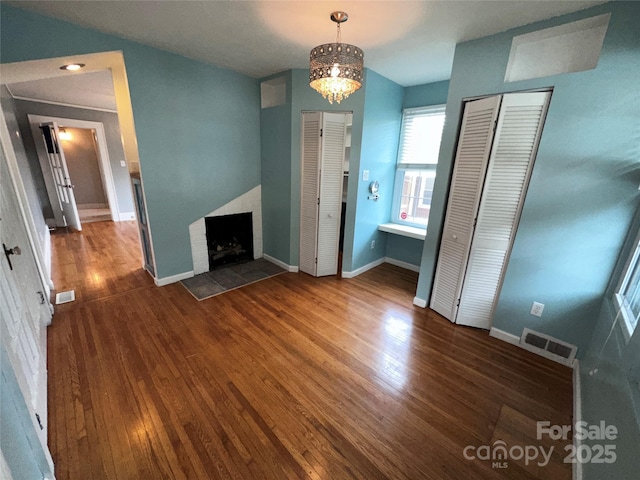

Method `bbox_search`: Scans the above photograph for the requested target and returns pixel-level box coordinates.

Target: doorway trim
[28,114,122,224]
[1,50,158,277]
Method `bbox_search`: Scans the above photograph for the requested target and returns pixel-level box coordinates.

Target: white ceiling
[7,71,117,111]
[7,0,606,87]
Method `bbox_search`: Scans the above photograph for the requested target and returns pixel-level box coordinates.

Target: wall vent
[520,328,577,366]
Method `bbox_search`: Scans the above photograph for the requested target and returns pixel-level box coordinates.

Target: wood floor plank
[47,221,573,479]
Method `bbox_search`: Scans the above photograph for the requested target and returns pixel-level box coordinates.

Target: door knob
[3,243,21,271]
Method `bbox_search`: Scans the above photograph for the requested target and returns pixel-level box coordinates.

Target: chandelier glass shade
[309,12,364,104]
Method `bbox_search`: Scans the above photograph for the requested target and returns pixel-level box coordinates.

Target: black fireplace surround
[205,213,253,270]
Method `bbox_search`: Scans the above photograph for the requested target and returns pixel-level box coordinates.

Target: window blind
[397,105,446,165]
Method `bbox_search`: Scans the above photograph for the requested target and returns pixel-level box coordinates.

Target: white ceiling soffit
[6,1,607,87]
[8,70,117,111]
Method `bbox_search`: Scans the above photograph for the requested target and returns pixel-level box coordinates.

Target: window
[392,105,445,228]
[615,233,640,340]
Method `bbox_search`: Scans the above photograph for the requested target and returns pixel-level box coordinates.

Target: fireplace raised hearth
[205,212,254,270]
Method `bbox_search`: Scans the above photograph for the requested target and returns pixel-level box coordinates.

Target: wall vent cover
[520,328,577,366]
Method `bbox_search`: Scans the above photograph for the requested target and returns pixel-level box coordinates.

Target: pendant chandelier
[309,11,364,104]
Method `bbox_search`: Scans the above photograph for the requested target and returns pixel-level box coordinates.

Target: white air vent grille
[520,328,577,366]
[55,290,75,305]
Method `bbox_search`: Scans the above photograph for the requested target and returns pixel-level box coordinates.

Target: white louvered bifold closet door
[316,113,347,276]
[456,91,550,328]
[430,96,502,321]
[300,112,322,276]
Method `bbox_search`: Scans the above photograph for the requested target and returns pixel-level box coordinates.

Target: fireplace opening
[205,212,254,270]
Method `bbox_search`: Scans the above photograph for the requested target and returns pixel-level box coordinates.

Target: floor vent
[520,328,577,366]
[55,290,75,305]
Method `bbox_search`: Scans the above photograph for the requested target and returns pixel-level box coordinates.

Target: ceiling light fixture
[309,11,364,104]
[58,129,71,141]
[60,63,85,71]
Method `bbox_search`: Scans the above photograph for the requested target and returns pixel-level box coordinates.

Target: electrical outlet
[530,301,544,317]
[371,240,376,249]
[120,161,126,167]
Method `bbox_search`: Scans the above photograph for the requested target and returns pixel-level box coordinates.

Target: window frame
[391,104,446,229]
[614,229,640,342]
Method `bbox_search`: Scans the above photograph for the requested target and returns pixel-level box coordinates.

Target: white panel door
[40,122,82,231]
[300,112,322,276]
[1,144,53,471]
[456,91,550,328]
[430,96,502,321]
[316,113,346,276]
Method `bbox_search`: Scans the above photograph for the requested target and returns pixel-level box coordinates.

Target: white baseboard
[155,270,194,287]
[77,203,109,210]
[118,211,136,221]
[384,257,420,272]
[573,360,582,480]
[413,297,427,308]
[263,254,298,273]
[342,257,385,279]
[489,327,521,346]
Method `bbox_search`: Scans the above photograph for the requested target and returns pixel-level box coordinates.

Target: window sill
[378,223,426,240]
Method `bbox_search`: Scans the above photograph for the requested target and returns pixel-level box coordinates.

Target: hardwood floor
[48,221,573,479]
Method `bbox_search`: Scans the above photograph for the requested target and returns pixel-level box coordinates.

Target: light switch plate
[362,170,369,181]
[120,161,126,167]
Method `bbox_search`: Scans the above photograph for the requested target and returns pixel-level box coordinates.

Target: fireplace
[205,213,254,270]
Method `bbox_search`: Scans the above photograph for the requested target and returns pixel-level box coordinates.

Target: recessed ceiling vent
[520,328,577,366]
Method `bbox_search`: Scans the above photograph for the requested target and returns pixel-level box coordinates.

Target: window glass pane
[396,170,435,227]
[621,258,640,331]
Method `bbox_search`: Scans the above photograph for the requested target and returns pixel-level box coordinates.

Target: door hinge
[320,128,323,137]
[315,257,318,264]
[456,298,461,307]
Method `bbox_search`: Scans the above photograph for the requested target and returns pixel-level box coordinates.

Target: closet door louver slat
[299,112,321,276]
[430,96,502,321]
[456,91,550,328]
[317,113,346,276]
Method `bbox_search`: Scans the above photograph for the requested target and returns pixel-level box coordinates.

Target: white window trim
[613,228,640,343]
[392,104,446,229]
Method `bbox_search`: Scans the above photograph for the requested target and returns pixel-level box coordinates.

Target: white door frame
[2,50,157,286]
[0,108,54,297]
[28,114,122,223]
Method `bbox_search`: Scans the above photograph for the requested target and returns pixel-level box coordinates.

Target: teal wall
[415,2,640,354]
[1,5,261,279]
[289,68,366,271]
[578,204,640,479]
[260,72,293,264]
[383,80,450,268]
[403,80,450,109]
[385,235,424,267]
[350,70,404,271]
